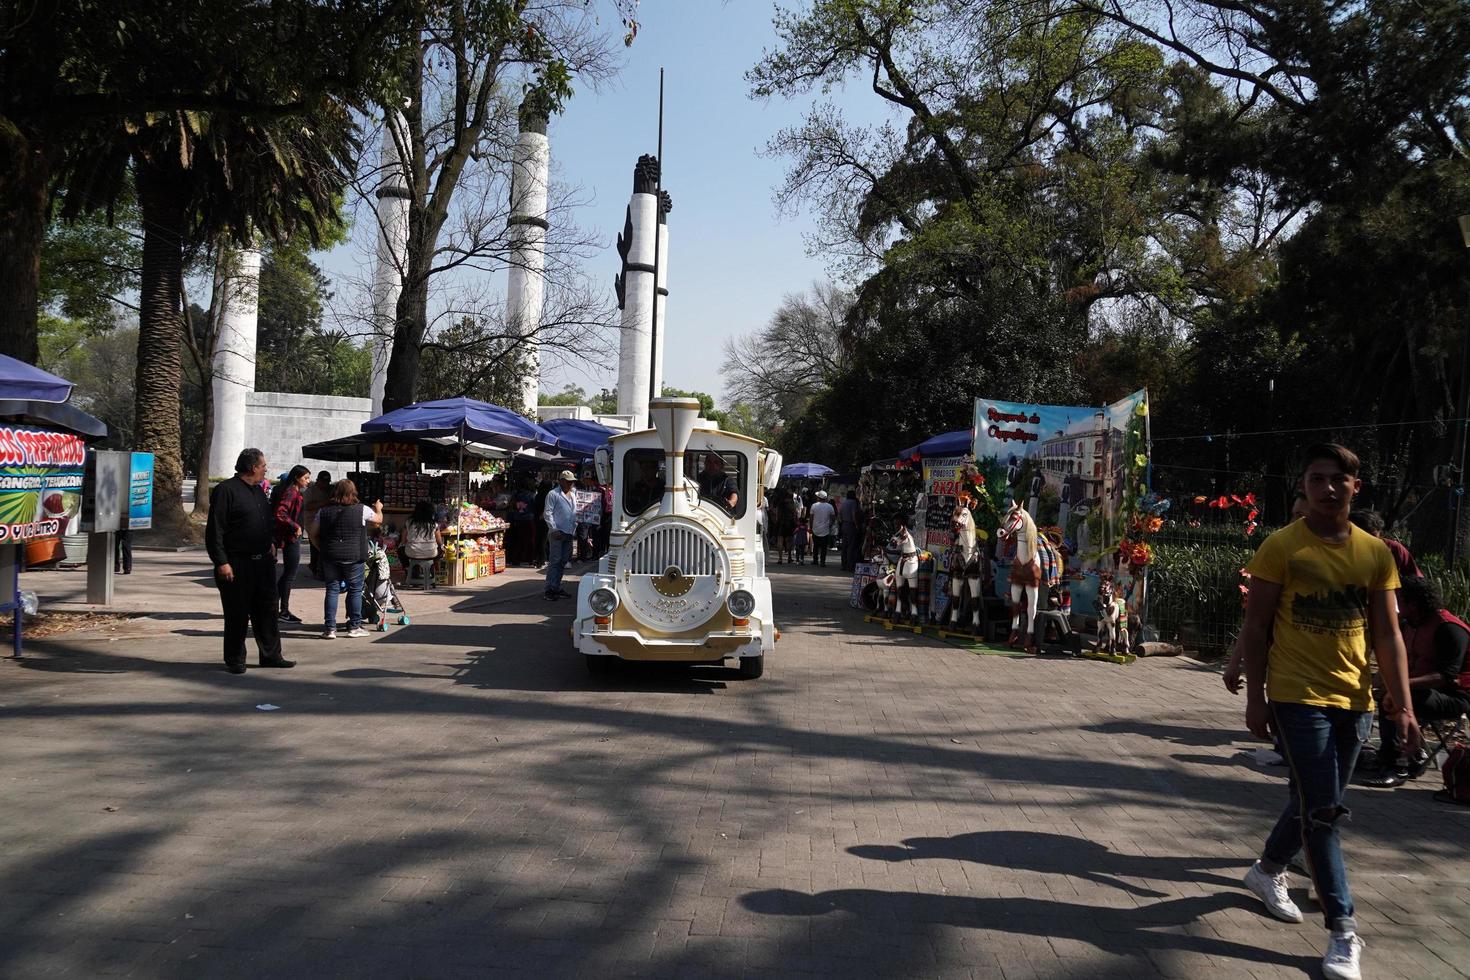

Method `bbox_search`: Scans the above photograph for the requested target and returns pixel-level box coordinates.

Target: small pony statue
[1094,576,1129,654]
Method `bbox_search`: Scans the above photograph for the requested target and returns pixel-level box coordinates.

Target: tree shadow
[848,830,1244,898]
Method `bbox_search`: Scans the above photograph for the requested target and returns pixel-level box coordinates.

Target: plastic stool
[405,559,435,590]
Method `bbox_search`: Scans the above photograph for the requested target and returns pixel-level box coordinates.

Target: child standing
[793,518,810,565]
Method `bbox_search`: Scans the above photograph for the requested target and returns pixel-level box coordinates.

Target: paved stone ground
[3,553,1468,979]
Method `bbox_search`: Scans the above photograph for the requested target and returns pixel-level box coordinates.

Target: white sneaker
[345,627,368,638]
[321,630,336,639]
[1244,862,1304,923]
[1323,931,1364,980]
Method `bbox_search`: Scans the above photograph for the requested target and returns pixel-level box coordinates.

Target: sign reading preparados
[0,425,86,542]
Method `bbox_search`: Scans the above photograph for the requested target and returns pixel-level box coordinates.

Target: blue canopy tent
[0,353,73,403]
[539,417,617,458]
[780,462,835,480]
[362,397,561,452]
[898,428,973,460]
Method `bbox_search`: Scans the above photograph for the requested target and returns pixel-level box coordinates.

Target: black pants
[215,555,283,667]
[1379,688,1470,761]
[839,525,860,570]
[114,529,132,573]
[277,538,301,615]
[814,534,832,565]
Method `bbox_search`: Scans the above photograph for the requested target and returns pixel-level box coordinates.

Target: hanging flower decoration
[1196,489,1264,535]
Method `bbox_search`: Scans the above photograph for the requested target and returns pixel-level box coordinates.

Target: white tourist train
[573,396,782,678]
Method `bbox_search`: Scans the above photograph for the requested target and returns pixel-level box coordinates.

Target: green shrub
[1147,524,1265,658]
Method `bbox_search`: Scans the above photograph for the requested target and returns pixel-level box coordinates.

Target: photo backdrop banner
[971,390,1152,623]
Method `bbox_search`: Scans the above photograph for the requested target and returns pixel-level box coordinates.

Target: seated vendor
[1363,574,1470,787]
[696,453,738,512]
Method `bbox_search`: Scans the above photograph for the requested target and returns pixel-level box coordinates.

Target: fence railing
[1147,524,1264,659]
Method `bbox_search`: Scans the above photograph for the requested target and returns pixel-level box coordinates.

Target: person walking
[310,479,383,639]
[302,470,333,579]
[205,448,295,674]
[272,465,311,624]
[838,490,863,571]
[809,490,837,567]
[543,469,577,601]
[1237,444,1418,980]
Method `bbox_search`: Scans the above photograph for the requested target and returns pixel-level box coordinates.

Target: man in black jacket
[206,448,295,674]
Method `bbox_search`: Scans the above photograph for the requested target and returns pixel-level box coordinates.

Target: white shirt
[810,501,836,537]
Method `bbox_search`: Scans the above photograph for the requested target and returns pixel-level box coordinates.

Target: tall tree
[376,0,630,410]
[721,282,855,427]
[0,0,421,365]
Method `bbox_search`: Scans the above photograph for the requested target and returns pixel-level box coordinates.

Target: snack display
[448,502,507,536]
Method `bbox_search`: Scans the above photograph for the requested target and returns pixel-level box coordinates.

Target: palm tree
[56,106,356,535]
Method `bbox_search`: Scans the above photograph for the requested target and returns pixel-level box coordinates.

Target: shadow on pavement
[848,830,1244,897]
[738,886,1313,971]
[1081,719,1251,747]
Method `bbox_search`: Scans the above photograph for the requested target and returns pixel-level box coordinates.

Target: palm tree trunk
[0,137,49,364]
[134,162,192,537]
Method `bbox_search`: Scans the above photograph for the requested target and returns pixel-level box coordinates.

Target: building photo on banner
[972,389,1152,624]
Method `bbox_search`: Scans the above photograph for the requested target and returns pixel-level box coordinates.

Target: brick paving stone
[3,552,1470,977]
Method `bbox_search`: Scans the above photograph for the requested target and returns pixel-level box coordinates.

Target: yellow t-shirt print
[1245,521,1400,711]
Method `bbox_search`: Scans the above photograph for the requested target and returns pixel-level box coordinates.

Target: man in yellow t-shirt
[1236,444,1419,980]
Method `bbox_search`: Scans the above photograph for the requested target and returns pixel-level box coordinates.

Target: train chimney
[649,396,701,517]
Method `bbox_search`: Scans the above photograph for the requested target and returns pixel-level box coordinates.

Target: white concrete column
[616,191,659,431]
[506,107,549,417]
[207,244,261,479]
[371,116,410,417]
[650,220,669,405]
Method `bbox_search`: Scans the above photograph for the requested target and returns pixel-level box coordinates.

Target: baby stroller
[363,541,410,631]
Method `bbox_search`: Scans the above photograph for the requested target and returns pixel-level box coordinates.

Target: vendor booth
[304,398,588,589]
[1,354,109,656]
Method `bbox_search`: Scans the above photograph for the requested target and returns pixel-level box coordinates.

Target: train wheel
[736,655,764,679]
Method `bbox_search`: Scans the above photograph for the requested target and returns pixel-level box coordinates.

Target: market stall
[304,398,565,589]
[1,354,108,656]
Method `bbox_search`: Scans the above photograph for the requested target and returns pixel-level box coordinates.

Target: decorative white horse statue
[886,519,922,624]
[946,502,987,634]
[1094,576,1129,654]
[998,501,1041,650]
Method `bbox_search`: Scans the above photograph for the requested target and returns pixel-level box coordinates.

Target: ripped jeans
[1260,701,1373,934]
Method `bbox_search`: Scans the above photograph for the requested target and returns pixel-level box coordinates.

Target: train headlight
[588,587,620,617]
[726,589,756,619]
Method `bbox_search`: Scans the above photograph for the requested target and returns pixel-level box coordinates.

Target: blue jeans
[544,530,574,594]
[1261,701,1372,934]
[322,559,364,631]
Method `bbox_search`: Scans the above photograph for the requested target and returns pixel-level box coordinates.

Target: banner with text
[0,425,87,542]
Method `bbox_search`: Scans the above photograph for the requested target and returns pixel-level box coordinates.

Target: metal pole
[1451,292,1470,566]
[647,68,665,404]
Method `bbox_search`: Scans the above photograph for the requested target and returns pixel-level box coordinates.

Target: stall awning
[539,417,616,457]
[780,462,834,479]
[0,353,73,403]
[362,397,560,452]
[302,432,505,465]
[0,398,108,439]
[897,428,973,460]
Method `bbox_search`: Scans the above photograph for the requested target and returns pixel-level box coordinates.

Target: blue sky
[317,1,885,405]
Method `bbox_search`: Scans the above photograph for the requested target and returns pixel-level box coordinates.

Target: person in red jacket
[1362,574,1470,788]
[271,465,312,623]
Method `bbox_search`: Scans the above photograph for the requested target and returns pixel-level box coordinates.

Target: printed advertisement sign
[919,455,968,554]
[0,425,86,542]
[129,452,155,530]
[573,489,602,527]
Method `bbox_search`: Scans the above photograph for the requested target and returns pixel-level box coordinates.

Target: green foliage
[37,320,139,449]
[540,385,592,407]
[1147,524,1263,657]
[417,316,535,412]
